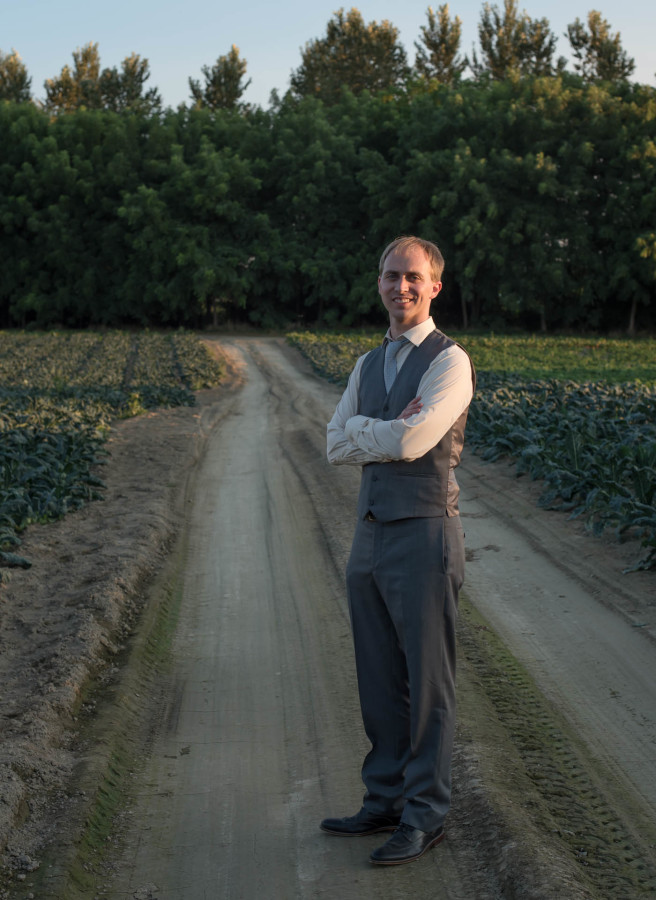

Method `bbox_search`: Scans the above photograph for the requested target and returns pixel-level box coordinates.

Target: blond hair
[379,236,445,281]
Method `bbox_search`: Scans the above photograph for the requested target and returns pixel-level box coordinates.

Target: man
[322,236,475,866]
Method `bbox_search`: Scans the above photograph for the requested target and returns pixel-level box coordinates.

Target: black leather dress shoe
[320,808,401,836]
[369,822,444,864]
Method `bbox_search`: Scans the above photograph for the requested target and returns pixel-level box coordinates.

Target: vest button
[372,475,378,481]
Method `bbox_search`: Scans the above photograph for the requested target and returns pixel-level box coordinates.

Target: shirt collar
[384,317,436,348]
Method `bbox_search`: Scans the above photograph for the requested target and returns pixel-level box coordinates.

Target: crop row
[287,332,656,386]
[288,332,656,570]
[0,331,223,572]
[468,374,656,570]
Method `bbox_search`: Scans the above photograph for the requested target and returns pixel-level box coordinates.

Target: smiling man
[323,236,475,866]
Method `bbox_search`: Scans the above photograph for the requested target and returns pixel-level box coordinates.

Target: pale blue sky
[3,0,655,108]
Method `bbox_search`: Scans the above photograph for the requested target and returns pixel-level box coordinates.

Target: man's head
[378,236,444,338]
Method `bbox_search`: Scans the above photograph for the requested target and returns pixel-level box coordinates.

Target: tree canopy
[44,42,161,114]
[0,6,652,335]
[0,49,31,103]
[289,7,409,103]
[44,42,102,112]
[566,10,635,81]
[2,5,647,114]
[414,5,467,84]
[189,45,251,111]
[469,0,565,79]
[99,53,162,114]
[1,76,654,334]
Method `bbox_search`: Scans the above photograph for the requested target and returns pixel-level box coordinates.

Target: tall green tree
[99,53,162,114]
[414,5,466,84]
[290,7,409,104]
[44,43,161,114]
[44,42,102,112]
[189,45,251,111]
[470,0,564,79]
[0,49,31,102]
[566,11,635,81]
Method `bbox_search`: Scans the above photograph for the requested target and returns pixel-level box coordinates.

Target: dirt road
[96,337,655,898]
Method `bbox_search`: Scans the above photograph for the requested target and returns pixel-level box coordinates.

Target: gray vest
[356,330,474,522]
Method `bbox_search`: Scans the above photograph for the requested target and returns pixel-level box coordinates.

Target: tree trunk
[627,296,637,336]
[458,284,468,330]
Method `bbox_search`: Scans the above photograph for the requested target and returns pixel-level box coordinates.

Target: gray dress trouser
[345,513,465,832]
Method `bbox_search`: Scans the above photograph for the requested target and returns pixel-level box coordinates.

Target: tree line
[0,3,653,334]
[0,3,644,112]
[1,71,654,334]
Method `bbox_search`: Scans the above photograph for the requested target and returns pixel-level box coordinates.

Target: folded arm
[326,355,377,466]
[327,345,473,465]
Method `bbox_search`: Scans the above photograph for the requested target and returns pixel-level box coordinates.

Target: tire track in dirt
[457,600,656,897]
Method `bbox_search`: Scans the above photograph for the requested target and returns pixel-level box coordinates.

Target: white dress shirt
[327,317,473,466]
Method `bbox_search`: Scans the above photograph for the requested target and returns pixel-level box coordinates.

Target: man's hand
[396,396,423,420]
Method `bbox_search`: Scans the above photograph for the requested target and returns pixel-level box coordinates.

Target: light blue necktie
[383,337,407,393]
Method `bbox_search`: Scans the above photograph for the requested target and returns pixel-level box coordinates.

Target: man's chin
[389,307,414,322]
[388,308,427,328]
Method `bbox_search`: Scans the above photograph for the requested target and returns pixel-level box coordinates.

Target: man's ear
[432,281,443,299]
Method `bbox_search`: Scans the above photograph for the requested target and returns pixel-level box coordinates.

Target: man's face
[378,245,442,338]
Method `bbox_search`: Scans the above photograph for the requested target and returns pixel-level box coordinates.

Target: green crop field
[0,331,223,573]
[288,332,656,571]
